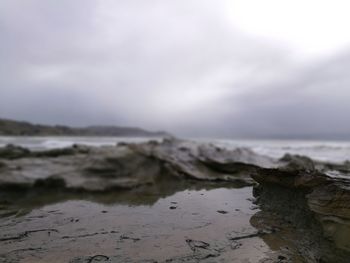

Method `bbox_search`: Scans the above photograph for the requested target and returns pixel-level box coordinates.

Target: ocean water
[0,136,349,163]
[200,138,350,163]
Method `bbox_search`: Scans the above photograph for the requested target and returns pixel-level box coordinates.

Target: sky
[1,0,350,138]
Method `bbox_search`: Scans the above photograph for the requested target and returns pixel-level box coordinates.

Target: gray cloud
[0,0,349,138]
[219,51,350,139]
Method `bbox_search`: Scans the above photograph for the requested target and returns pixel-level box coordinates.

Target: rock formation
[0,138,273,191]
[252,154,350,262]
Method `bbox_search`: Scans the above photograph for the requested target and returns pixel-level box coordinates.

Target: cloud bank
[0,0,350,138]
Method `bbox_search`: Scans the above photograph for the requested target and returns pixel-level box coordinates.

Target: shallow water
[0,184,299,262]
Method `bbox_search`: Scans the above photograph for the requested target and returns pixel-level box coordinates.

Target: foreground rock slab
[252,154,350,262]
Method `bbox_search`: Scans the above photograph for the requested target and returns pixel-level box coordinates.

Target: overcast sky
[1,0,350,138]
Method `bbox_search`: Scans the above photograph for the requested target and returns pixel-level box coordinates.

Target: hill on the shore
[0,118,170,137]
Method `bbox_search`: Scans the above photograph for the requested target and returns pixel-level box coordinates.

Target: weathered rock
[0,138,268,191]
[0,144,89,160]
[307,183,350,252]
[252,162,350,262]
[0,144,31,159]
[129,138,275,184]
[316,160,350,176]
[279,153,315,172]
[0,146,161,191]
[32,144,90,157]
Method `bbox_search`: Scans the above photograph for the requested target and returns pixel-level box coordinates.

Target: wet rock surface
[0,138,349,262]
[252,154,350,262]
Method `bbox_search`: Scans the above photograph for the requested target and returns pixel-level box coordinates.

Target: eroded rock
[0,138,267,191]
[252,162,350,262]
[129,138,275,184]
[0,144,30,159]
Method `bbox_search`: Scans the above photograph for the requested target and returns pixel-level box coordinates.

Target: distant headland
[0,118,170,137]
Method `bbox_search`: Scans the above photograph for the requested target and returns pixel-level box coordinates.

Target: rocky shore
[0,138,349,262]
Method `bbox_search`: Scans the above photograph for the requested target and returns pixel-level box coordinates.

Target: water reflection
[0,179,245,218]
[1,185,278,262]
[0,182,305,262]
